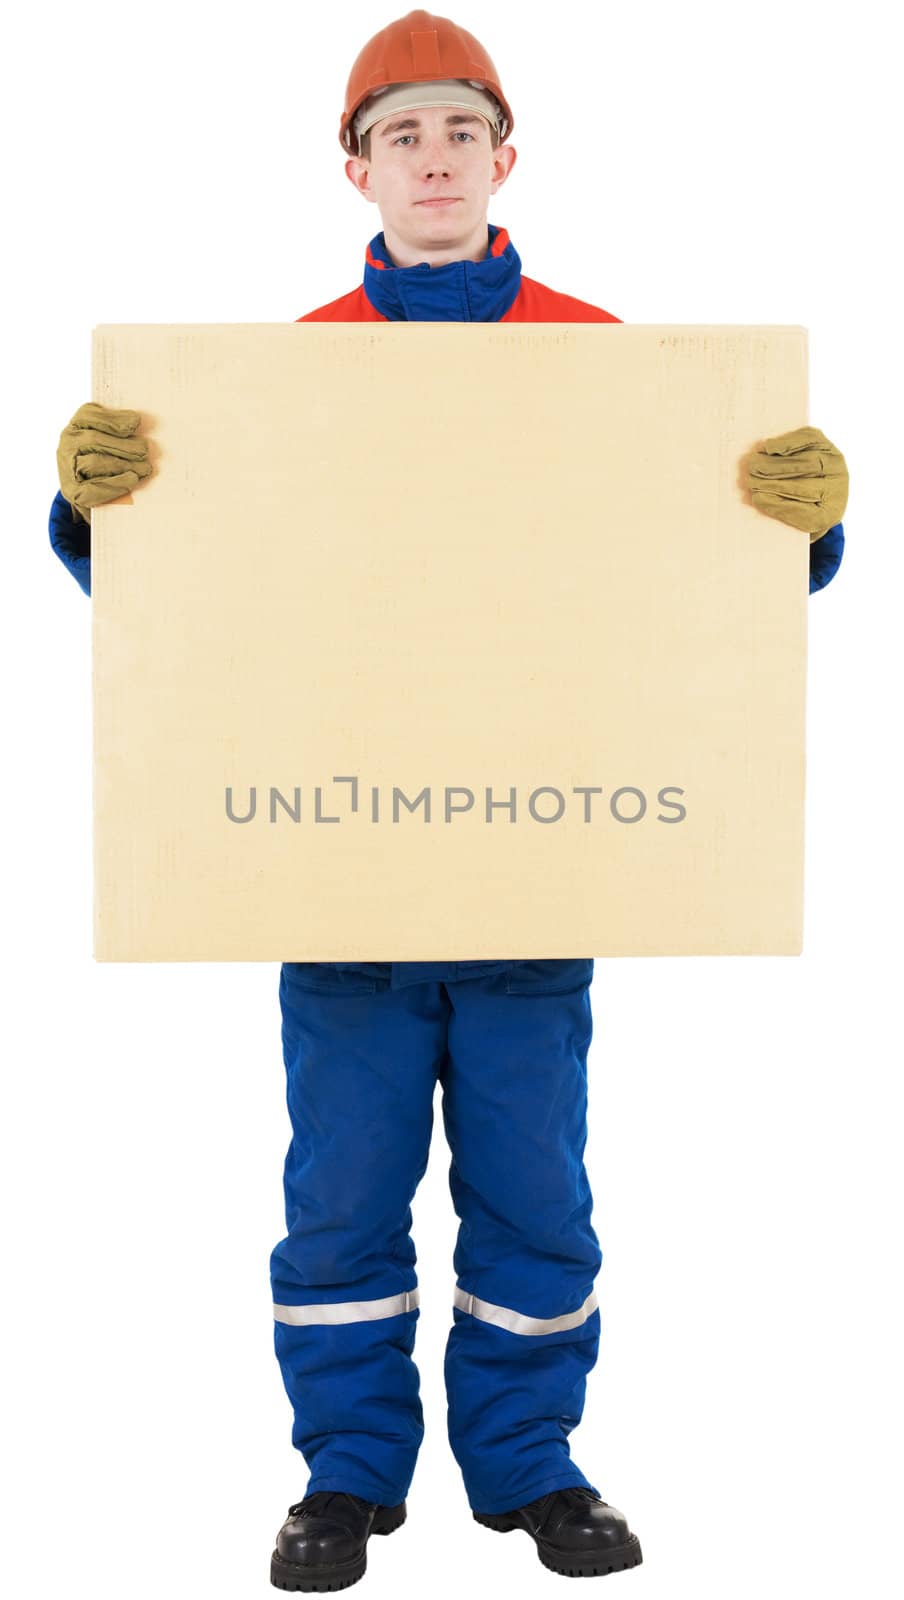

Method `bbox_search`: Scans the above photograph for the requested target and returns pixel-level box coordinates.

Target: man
[50,9,848,1590]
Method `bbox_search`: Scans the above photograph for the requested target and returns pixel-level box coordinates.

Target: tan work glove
[57,402,154,526]
[743,425,849,541]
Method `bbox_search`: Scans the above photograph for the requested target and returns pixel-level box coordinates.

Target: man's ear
[345,157,376,203]
[491,143,517,193]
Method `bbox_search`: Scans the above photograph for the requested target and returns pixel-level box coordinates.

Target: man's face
[346,100,514,246]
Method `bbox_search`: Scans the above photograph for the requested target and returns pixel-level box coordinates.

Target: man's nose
[419,136,454,172]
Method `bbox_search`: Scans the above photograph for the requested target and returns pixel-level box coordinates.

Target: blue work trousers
[269,958,603,1516]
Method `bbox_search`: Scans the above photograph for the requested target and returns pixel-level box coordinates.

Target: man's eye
[394,132,474,146]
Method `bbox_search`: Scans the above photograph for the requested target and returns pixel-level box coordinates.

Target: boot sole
[473,1509,643,1577]
[271,1501,406,1591]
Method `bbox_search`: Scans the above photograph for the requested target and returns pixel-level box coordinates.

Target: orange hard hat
[340,9,514,157]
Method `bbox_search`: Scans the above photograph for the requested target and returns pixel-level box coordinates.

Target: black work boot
[270,1490,407,1591]
[474,1485,642,1577]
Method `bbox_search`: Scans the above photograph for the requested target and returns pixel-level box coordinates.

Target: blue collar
[363,222,522,322]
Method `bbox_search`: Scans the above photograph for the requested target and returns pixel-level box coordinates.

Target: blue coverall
[49,225,845,1515]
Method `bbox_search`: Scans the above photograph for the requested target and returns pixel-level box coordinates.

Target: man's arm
[742,425,848,596]
[809,522,844,594]
[49,488,91,597]
[50,401,156,598]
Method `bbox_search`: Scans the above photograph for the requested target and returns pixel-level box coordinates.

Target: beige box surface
[91,324,809,962]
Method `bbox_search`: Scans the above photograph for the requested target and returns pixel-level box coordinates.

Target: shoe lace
[530,1486,602,1529]
[287,1491,374,1519]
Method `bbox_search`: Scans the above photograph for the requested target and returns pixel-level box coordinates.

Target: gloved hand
[742,425,848,541]
[56,401,154,526]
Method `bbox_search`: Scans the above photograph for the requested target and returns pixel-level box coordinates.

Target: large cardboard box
[91,324,809,962]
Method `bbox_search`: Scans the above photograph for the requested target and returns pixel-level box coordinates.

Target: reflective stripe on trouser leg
[441,967,604,1515]
[272,971,448,1507]
[453,1286,597,1337]
[274,1288,420,1325]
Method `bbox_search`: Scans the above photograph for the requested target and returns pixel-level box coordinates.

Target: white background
[3,2,901,1595]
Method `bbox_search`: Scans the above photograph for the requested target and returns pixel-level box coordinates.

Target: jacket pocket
[504,958,594,996]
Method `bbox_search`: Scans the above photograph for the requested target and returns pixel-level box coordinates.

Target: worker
[49,10,848,1590]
